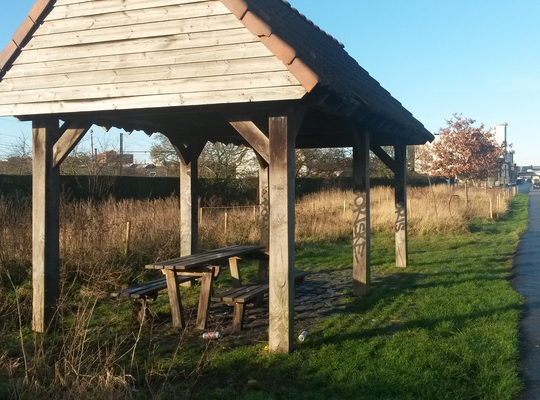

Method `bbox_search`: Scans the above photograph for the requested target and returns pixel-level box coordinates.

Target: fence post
[125,221,131,255]
[465,180,469,208]
[489,198,493,219]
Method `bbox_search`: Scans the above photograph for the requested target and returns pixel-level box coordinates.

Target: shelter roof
[0,0,434,146]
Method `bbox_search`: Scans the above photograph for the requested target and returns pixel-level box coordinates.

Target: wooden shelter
[0,0,434,353]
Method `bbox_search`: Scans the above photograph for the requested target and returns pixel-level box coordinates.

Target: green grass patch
[187,195,528,399]
[0,195,528,399]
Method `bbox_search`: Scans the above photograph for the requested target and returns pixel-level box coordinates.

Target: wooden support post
[180,153,198,256]
[257,156,270,279]
[352,130,371,296]
[175,142,204,256]
[268,110,297,353]
[32,117,61,333]
[394,142,408,268]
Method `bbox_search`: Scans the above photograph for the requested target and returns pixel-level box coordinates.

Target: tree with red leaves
[430,114,504,182]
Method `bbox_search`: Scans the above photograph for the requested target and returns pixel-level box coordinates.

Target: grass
[186,196,527,399]
[0,187,527,399]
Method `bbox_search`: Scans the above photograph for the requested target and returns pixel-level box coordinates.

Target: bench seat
[212,284,269,331]
[111,275,194,323]
[211,270,310,331]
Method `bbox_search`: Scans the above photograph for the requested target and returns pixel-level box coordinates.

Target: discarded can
[202,331,221,339]
[298,330,308,342]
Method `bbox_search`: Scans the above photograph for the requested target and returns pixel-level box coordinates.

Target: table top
[145,245,265,271]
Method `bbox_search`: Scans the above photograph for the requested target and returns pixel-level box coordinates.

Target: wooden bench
[211,284,269,332]
[211,270,310,331]
[110,275,194,323]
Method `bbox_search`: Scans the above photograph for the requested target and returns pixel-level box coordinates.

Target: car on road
[533,181,540,190]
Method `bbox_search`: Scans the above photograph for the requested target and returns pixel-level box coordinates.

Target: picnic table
[145,245,267,329]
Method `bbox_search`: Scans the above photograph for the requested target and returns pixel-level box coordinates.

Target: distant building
[96,150,133,165]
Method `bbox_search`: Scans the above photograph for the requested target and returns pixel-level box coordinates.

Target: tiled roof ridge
[220,0,320,93]
[0,0,56,79]
[280,0,345,49]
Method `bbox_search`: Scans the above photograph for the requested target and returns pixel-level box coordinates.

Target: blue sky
[1,0,539,165]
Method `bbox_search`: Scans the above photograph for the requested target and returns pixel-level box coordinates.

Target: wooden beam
[228,120,270,164]
[370,145,396,174]
[394,141,408,268]
[352,130,371,296]
[32,117,60,333]
[268,109,299,354]
[52,120,92,167]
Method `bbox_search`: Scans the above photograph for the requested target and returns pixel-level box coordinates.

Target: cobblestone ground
[203,269,355,334]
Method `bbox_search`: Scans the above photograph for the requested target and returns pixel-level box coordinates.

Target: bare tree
[199,142,254,179]
[150,134,256,178]
[295,148,351,178]
[0,132,32,174]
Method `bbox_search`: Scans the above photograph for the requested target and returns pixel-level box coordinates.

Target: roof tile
[0,41,19,72]
[29,0,56,23]
[219,0,248,19]
[242,0,431,138]
[287,58,318,92]
[1,0,55,73]
[12,16,36,48]
[242,11,272,37]
[260,34,296,65]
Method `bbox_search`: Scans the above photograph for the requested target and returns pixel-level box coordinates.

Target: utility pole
[119,130,123,175]
[90,129,94,160]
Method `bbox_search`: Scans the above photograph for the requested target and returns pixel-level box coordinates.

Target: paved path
[512,182,540,399]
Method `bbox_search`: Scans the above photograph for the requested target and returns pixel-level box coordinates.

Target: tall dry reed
[295,184,510,239]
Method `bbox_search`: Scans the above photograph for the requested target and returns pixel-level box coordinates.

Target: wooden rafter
[228,119,270,164]
[52,119,92,168]
[370,145,396,174]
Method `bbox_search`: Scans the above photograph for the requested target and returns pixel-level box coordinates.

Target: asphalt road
[512,182,540,399]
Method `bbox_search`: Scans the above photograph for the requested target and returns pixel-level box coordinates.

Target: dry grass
[0,184,512,291]
[296,184,510,240]
[0,184,514,398]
